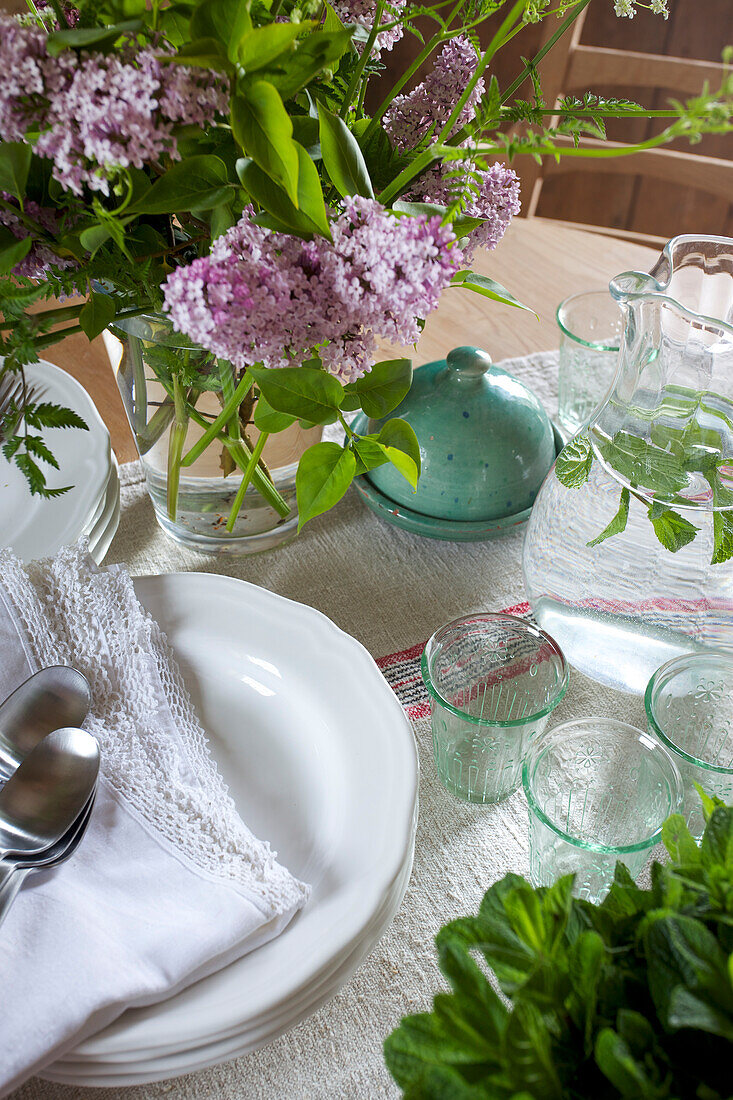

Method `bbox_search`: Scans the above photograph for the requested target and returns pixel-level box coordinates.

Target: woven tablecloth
[10,351,646,1100]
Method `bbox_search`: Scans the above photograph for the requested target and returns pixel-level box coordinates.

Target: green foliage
[587,486,630,547]
[296,439,356,528]
[3,0,731,520]
[555,434,593,490]
[385,800,733,1100]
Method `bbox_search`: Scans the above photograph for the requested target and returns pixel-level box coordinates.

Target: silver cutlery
[0,666,91,775]
[0,792,96,930]
[0,727,99,860]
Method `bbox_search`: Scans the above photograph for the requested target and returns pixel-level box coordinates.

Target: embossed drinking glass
[421,614,569,804]
[523,718,682,902]
[645,652,733,839]
[556,290,623,438]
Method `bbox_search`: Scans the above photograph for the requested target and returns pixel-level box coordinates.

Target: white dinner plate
[87,458,120,564]
[48,573,418,1082]
[43,843,415,1085]
[0,361,111,563]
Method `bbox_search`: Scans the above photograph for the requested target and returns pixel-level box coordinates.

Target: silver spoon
[0,727,99,860]
[0,666,91,774]
[0,792,96,931]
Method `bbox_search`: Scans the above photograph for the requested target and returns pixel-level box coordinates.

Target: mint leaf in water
[600,431,688,496]
[555,434,593,489]
[587,487,630,547]
[647,502,699,553]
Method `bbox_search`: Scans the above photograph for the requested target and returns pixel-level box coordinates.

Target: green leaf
[377,418,421,488]
[712,508,733,565]
[24,433,59,469]
[190,0,252,50]
[555,434,593,489]
[351,434,389,476]
[24,403,88,431]
[15,452,71,498]
[600,431,689,496]
[237,143,331,239]
[700,805,733,873]
[587,487,630,547]
[0,231,31,276]
[317,106,374,199]
[595,1029,661,1098]
[253,393,296,434]
[450,270,537,316]
[645,914,733,1039]
[647,502,699,553]
[231,82,299,205]
[0,143,31,202]
[163,37,233,73]
[130,155,231,214]
[662,814,701,865]
[296,441,355,528]
[236,21,313,70]
[79,292,115,341]
[349,358,412,419]
[46,19,142,56]
[268,29,354,100]
[248,366,344,425]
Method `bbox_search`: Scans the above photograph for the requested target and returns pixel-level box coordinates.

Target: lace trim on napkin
[0,545,308,914]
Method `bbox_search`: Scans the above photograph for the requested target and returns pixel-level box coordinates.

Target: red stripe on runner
[376,600,531,668]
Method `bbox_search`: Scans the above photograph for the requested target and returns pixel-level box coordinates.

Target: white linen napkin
[0,545,309,1095]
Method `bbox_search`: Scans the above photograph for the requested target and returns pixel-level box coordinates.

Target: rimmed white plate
[0,361,111,563]
[43,843,415,1084]
[87,457,120,565]
[49,573,417,1082]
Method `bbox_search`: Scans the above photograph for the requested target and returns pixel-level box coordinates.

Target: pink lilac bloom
[163,198,459,384]
[0,16,228,196]
[332,0,406,55]
[34,47,229,196]
[384,35,485,153]
[409,158,521,259]
[0,195,76,278]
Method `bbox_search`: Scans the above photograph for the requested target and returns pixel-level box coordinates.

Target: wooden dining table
[40,217,658,465]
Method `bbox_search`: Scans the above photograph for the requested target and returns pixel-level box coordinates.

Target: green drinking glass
[556,290,623,439]
[645,651,733,838]
[523,718,682,902]
[422,613,568,804]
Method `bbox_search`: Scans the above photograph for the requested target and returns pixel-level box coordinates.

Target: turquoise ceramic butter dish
[354,346,558,540]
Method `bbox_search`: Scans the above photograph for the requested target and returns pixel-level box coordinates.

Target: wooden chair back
[516,9,733,240]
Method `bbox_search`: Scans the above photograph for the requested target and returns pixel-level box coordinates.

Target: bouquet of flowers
[0,0,730,539]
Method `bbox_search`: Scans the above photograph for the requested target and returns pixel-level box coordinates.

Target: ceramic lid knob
[445,346,493,377]
[366,345,556,522]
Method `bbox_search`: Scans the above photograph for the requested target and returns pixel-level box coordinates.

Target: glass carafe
[523,236,733,693]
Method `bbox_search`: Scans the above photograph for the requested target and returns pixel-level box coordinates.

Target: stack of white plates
[0,360,120,564]
[42,573,419,1087]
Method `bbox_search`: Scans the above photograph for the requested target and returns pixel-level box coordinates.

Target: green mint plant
[0,0,731,530]
[384,790,733,1100]
[555,421,733,564]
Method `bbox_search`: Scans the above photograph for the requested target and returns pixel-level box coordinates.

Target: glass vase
[523,236,733,693]
[105,315,319,554]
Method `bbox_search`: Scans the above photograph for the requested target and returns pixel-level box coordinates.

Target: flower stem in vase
[167,374,188,521]
[227,432,270,532]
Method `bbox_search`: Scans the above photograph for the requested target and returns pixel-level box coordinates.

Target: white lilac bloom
[163,199,460,384]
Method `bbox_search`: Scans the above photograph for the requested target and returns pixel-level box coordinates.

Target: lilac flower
[163,198,459,384]
[0,17,228,196]
[384,36,485,153]
[0,195,76,278]
[35,48,229,196]
[332,0,406,55]
[409,158,521,259]
[0,15,53,142]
